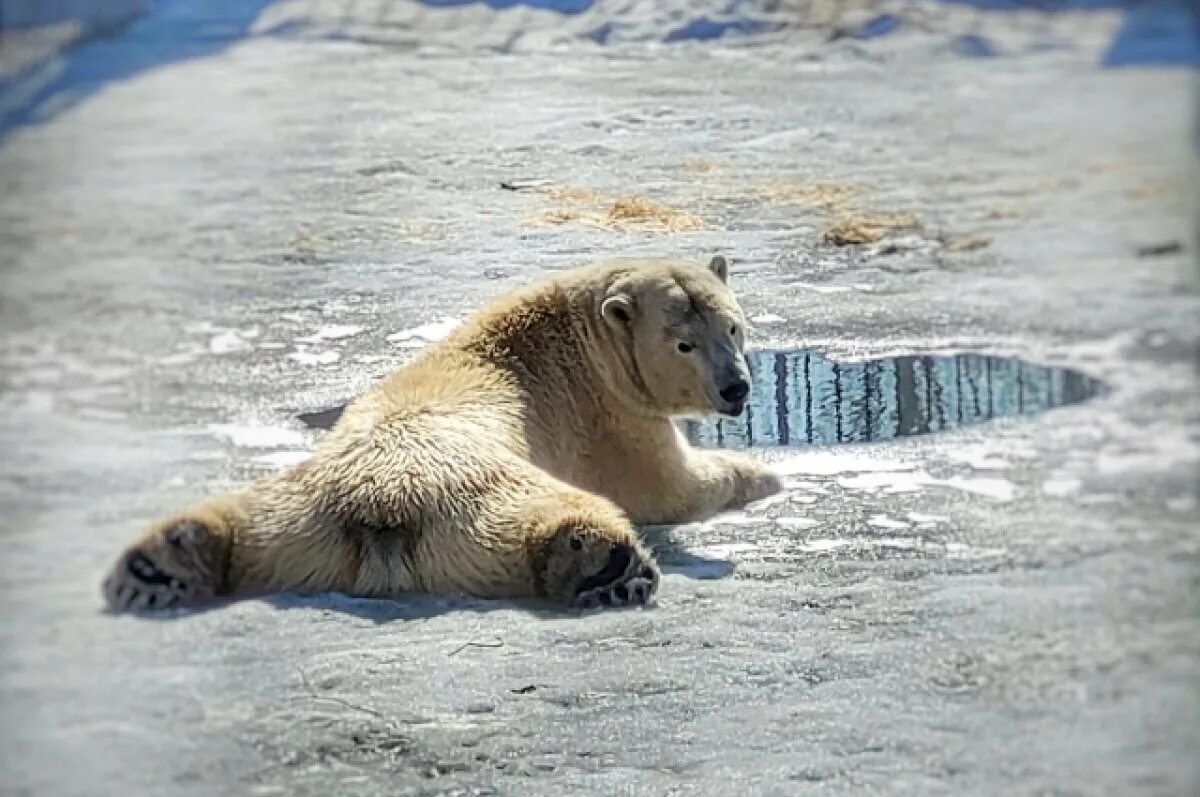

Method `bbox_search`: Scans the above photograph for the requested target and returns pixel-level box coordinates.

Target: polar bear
[102,255,782,612]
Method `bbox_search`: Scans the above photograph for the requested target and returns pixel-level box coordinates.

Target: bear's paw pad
[572,544,659,610]
[102,521,215,613]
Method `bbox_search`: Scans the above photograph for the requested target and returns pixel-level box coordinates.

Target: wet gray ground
[1,4,1199,796]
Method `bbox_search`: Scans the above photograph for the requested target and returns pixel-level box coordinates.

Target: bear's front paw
[572,544,660,610]
[716,453,782,508]
[739,465,783,505]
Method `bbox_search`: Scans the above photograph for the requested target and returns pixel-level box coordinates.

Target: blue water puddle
[0,0,1196,147]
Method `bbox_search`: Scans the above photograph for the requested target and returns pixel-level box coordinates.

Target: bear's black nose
[719,379,750,404]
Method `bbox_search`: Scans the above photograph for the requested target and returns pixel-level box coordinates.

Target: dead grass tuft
[823,212,919,246]
[757,179,863,212]
[524,189,706,233]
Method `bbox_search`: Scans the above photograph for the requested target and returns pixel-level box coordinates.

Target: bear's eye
[569,535,583,551]
[730,325,738,337]
[677,342,694,354]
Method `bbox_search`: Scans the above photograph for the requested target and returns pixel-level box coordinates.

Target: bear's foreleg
[660,449,783,523]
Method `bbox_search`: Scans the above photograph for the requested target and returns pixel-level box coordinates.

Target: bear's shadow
[257,524,733,624]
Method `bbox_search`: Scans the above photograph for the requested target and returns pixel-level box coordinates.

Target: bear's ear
[601,294,635,331]
[708,255,729,283]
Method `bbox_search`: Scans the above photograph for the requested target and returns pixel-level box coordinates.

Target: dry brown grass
[523,188,706,233]
[823,212,919,246]
[757,179,863,212]
[685,158,720,174]
[944,234,991,253]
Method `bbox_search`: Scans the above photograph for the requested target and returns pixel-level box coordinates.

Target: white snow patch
[695,542,759,559]
[837,471,931,494]
[208,424,307,449]
[906,512,947,524]
[867,514,911,530]
[1077,493,1119,506]
[938,476,1018,502]
[209,330,253,355]
[296,324,363,344]
[387,318,460,348]
[159,352,198,366]
[704,511,759,527]
[872,537,920,549]
[776,516,820,530]
[253,451,311,469]
[799,539,850,553]
[288,350,341,366]
[750,313,786,325]
[1042,478,1082,497]
[945,542,1007,559]
[744,493,789,512]
[772,452,914,477]
[838,470,1018,502]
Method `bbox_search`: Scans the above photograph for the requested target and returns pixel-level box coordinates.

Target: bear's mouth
[717,400,746,418]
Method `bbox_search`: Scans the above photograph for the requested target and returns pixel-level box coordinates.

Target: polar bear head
[599,256,752,418]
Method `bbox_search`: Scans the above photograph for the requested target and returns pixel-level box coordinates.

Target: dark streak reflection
[678,349,1104,450]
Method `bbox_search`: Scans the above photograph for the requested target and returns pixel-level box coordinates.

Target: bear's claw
[103,551,188,611]
[572,544,659,609]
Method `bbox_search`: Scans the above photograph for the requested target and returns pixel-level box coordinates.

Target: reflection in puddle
[295,350,1104,450]
[680,350,1104,449]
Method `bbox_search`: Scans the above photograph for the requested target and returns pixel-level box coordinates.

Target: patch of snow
[837,471,931,494]
[288,350,341,366]
[744,493,789,512]
[799,539,850,553]
[775,516,819,530]
[938,476,1018,502]
[209,330,253,355]
[867,514,911,530]
[695,542,759,559]
[1042,478,1082,497]
[296,324,363,344]
[253,451,311,469]
[387,318,460,348]
[772,452,914,477]
[208,424,307,449]
[838,470,1018,502]
[704,511,759,527]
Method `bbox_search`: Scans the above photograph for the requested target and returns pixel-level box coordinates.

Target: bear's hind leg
[519,489,660,609]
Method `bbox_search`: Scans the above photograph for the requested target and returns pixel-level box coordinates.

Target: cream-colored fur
[102,256,782,612]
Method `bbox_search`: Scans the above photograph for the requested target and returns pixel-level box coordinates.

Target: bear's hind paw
[102,520,221,613]
[572,544,660,610]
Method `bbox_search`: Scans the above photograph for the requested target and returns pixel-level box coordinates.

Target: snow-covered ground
[1,2,1197,795]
